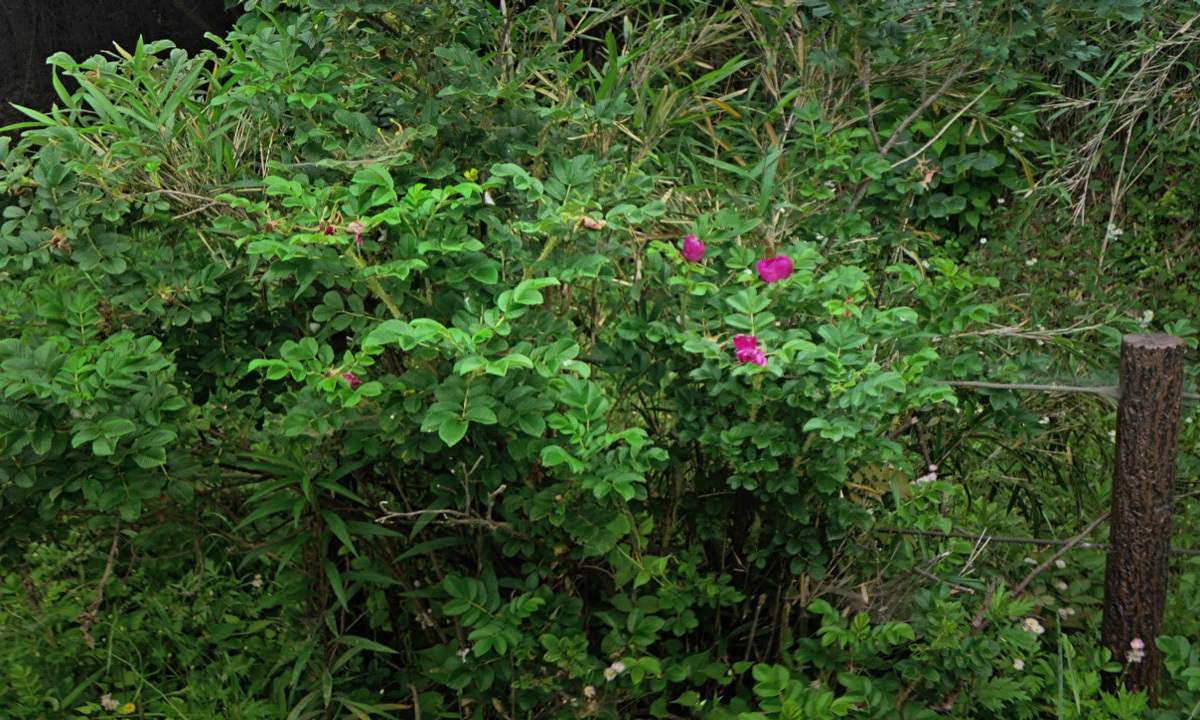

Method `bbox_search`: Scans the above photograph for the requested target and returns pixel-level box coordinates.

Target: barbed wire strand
[936,379,1200,401]
[876,527,1200,556]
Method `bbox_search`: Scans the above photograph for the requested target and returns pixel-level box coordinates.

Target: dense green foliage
[4,0,1200,718]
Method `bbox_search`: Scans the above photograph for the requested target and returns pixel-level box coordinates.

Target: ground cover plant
[3,0,1200,718]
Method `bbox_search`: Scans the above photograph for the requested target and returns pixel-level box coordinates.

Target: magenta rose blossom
[681,234,705,263]
[347,220,365,246]
[733,334,767,366]
[341,372,363,389]
[756,255,793,283]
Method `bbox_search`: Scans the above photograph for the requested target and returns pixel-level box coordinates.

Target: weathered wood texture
[1102,333,1184,703]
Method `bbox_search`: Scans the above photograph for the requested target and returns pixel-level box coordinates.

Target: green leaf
[133,446,167,468]
[463,405,497,424]
[324,558,349,611]
[338,635,398,654]
[167,479,194,504]
[100,418,137,438]
[438,417,469,447]
[321,509,358,557]
[540,445,573,467]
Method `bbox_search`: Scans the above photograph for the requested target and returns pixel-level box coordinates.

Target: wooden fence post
[1101,333,1184,704]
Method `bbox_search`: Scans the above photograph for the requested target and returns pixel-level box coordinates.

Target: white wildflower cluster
[913,464,938,485]
[1138,309,1154,328]
[604,660,627,682]
[1106,222,1125,241]
[1127,638,1146,664]
[1025,257,1038,267]
[1022,617,1045,635]
[1057,607,1076,619]
[1010,125,1026,140]
[1012,657,1025,671]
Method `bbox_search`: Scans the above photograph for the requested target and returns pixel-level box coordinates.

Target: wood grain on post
[1101,333,1184,703]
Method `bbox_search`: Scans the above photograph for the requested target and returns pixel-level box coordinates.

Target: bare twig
[847,62,972,214]
[1009,512,1110,599]
[77,521,121,650]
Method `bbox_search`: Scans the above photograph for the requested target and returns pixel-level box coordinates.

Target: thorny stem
[348,249,404,320]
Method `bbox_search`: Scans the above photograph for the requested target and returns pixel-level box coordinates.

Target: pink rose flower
[733,334,767,366]
[756,255,793,283]
[681,234,705,263]
[341,372,363,389]
[347,220,365,246]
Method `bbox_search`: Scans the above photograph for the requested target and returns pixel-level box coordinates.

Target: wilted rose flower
[756,255,793,283]
[347,220,365,246]
[681,234,705,263]
[342,372,363,389]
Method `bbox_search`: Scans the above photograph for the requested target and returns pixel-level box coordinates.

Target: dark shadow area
[0,0,238,128]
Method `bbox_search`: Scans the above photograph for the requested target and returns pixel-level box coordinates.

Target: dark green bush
[4,1,1200,718]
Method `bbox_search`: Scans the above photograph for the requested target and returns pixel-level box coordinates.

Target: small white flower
[979,237,988,245]
[1138,310,1154,328]
[921,260,930,268]
[584,686,596,699]
[1130,638,1145,650]
[1053,580,1068,591]
[251,574,263,588]
[1022,617,1045,634]
[1039,416,1050,425]
[1013,658,1025,670]
[1025,258,1038,266]
[309,322,321,333]
[604,667,618,681]
[611,661,626,674]
[1023,557,1037,565]
[1054,559,1066,569]
[997,197,1006,205]
[1057,607,1076,619]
